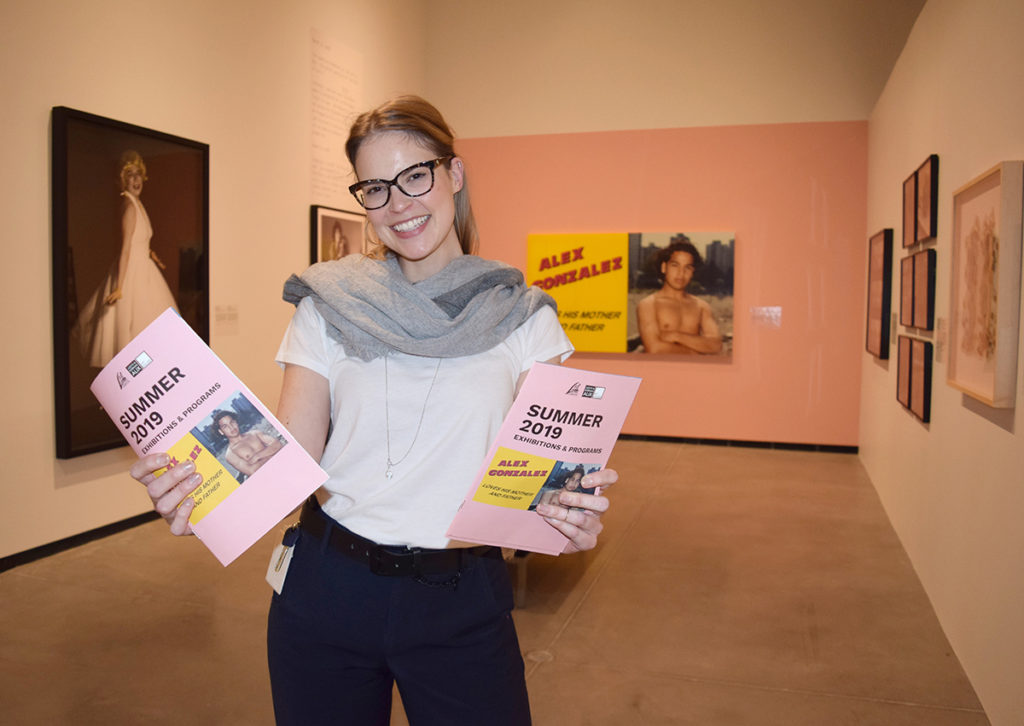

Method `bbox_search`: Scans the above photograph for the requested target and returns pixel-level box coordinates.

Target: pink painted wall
[460,121,867,446]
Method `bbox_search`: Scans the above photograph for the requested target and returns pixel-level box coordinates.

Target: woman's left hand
[535,468,617,553]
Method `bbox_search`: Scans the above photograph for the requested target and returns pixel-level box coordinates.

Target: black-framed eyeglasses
[348,156,453,210]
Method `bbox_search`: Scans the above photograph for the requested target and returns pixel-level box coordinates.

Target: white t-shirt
[276,297,573,548]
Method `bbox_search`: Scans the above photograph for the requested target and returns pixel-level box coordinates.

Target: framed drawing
[947,161,1024,408]
[910,338,933,423]
[915,154,939,243]
[912,248,936,330]
[897,335,912,408]
[900,255,915,326]
[902,172,917,248]
[865,229,893,359]
[310,205,367,264]
[52,107,209,458]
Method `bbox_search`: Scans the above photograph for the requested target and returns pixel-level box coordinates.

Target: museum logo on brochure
[564,381,606,399]
[124,351,154,381]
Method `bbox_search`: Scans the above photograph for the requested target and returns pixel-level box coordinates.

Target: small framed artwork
[915,154,939,243]
[910,338,934,423]
[900,255,915,326]
[897,335,912,408]
[947,161,1024,408]
[310,205,367,264]
[865,229,893,359]
[912,248,936,330]
[52,107,209,458]
[902,172,917,248]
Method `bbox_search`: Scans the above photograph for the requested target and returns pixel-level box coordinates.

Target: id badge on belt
[265,524,299,594]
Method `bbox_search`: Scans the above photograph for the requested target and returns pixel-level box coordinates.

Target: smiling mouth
[391,215,429,233]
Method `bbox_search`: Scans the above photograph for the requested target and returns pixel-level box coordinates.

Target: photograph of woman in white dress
[75,150,178,368]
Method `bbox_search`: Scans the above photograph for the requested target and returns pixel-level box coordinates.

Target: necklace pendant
[386,467,394,480]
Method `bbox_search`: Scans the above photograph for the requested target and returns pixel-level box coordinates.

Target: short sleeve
[275,297,335,377]
[510,305,574,373]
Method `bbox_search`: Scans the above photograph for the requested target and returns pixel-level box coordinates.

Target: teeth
[392,216,429,233]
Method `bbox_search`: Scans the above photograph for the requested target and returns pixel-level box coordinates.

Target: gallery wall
[460,120,867,444]
[0,0,429,559]
[1,0,899,558]
[860,1,1024,723]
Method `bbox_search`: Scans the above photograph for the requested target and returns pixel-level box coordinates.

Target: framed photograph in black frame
[310,205,367,264]
[897,335,912,409]
[52,107,209,458]
[910,338,934,423]
[902,172,917,248]
[865,229,893,359]
[900,255,915,327]
[915,154,939,243]
[912,248,936,330]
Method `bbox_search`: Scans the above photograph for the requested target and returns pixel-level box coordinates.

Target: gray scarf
[282,254,557,361]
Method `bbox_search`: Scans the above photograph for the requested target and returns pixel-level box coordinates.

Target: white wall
[0,0,427,558]
[861,1,1024,724]
[424,0,924,138]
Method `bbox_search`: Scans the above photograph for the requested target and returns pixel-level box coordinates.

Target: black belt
[298,497,498,577]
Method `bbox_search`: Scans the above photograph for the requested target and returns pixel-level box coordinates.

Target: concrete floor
[0,440,989,725]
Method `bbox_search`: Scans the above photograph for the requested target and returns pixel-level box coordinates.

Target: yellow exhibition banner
[527,233,629,352]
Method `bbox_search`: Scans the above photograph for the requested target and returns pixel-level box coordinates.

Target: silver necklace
[384,354,442,480]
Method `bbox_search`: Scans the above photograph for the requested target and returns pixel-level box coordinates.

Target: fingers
[582,468,617,491]
[150,461,202,515]
[129,452,170,484]
[551,490,609,514]
[130,453,202,536]
[167,497,196,536]
[535,491,609,552]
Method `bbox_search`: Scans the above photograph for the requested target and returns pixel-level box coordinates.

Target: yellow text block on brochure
[527,233,629,352]
[162,432,242,524]
[473,446,557,510]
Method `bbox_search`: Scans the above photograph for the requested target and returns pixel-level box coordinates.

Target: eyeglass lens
[355,160,439,210]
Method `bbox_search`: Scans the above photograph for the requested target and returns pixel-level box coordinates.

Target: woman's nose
[387,185,413,212]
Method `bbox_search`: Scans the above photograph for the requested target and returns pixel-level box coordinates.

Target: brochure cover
[446,362,641,555]
[89,308,328,566]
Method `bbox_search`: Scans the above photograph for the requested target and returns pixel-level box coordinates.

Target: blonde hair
[346,96,478,255]
[118,150,147,192]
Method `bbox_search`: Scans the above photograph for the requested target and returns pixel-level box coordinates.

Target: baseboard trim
[1,511,161,573]
[619,433,858,454]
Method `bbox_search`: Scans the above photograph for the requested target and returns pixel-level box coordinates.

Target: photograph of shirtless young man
[635,239,724,355]
[211,408,285,479]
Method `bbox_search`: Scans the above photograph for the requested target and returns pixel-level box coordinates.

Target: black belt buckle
[369,547,414,576]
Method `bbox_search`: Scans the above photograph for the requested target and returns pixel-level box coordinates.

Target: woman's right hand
[129,453,203,536]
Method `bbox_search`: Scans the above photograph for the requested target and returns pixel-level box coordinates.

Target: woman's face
[122,167,144,197]
[354,131,464,282]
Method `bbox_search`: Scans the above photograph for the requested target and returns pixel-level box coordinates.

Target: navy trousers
[266,516,532,725]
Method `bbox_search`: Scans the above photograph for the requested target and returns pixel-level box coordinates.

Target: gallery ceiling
[426,0,929,137]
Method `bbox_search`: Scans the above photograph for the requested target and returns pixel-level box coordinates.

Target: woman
[326,219,356,260]
[76,150,178,367]
[130,96,615,725]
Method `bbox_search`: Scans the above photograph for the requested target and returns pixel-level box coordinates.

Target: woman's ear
[448,156,465,194]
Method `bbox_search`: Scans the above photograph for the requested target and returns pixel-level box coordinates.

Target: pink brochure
[89,308,328,566]
[446,362,641,555]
